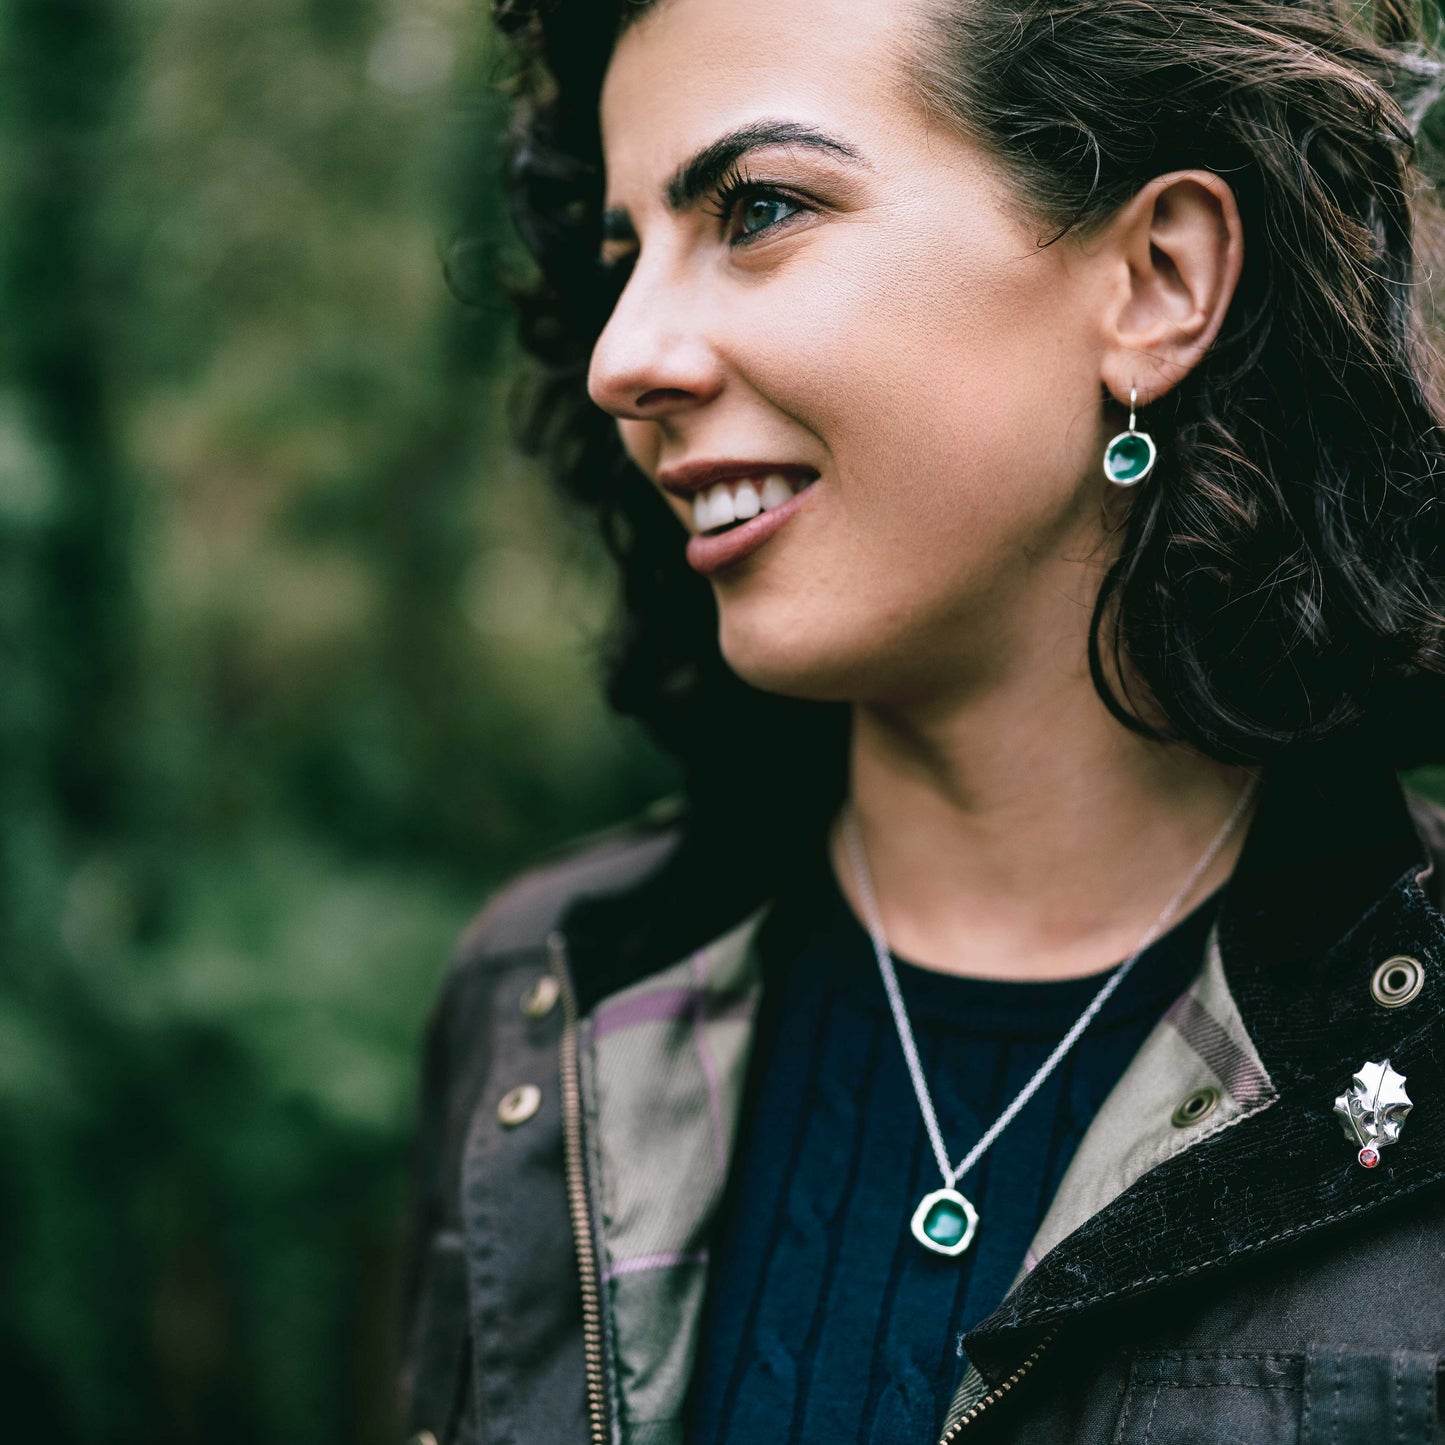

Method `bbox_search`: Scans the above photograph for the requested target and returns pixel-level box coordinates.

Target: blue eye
[704,172,810,247]
[710,179,814,247]
[737,193,799,238]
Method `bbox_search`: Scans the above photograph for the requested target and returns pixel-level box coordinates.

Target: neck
[828,664,1256,983]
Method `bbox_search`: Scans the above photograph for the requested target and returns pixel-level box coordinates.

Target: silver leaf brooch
[1333,1059,1412,1169]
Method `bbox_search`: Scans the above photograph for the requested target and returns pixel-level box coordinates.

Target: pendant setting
[1102,426,1157,486]
[911,1187,979,1256]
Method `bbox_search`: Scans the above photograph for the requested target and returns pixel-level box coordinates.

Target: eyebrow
[601,120,866,242]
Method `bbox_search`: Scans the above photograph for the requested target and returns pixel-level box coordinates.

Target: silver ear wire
[1102,385,1157,487]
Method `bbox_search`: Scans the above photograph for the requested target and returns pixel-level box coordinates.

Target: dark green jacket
[400,755,1445,1444]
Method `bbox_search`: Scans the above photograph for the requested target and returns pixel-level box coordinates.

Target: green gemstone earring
[1102,386,1156,487]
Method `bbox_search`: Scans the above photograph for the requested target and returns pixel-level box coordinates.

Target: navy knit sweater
[686,849,1220,1445]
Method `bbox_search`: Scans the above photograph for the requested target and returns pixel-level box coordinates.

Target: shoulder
[399,807,686,1430]
[451,794,686,970]
[412,795,686,1143]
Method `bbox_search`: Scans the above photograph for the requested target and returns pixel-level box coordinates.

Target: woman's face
[590,0,1122,707]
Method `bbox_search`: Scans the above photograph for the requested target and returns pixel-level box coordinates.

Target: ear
[1099,170,1244,409]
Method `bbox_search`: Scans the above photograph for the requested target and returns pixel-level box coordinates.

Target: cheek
[728,220,1099,550]
[707,217,1105,696]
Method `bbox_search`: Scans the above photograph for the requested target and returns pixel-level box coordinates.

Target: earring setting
[1103,386,1156,486]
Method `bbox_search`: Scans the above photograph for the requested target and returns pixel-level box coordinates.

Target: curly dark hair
[490,0,1445,978]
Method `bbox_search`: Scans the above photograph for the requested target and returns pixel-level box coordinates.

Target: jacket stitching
[1007,1090,1279,1324]
[1118,1088,1280,1199]
[1393,1348,1403,1445]
[1007,1178,1444,1326]
[1141,1381,1160,1444]
[1333,1341,1342,1445]
[1112,1375,1137,1444]
[1143,1382,1300,1390]
[1301,1352,1312,1442]
[1135,1351,1300,1363]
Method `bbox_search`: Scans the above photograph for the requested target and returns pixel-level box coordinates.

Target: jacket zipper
[938,1328,1057,1442]
[547,917,1052,1445]
[548,929,610,1445]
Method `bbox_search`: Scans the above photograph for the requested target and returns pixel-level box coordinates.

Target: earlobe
[1100,170,1244,407]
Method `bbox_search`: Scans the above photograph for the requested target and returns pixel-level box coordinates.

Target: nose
[586,261,725,422]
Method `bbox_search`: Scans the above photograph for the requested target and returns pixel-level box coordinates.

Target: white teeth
[694,481,736,532]
[707,481,738,525]
[691,473,810,533]
[759,474,794,511]
[696,482,739,534]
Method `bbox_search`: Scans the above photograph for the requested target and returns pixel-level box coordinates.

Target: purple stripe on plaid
[602,1250,709,1283]
[1165,992,1272,1104]
[594,986,700,1040]
[692,951,728,1174]
[593,983,755,1041]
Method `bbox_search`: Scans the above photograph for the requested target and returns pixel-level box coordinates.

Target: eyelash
[596,164,811,283]
[701,162,811,246]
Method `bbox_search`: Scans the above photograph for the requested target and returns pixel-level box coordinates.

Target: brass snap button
[497,1084,542,1128]
[1171,1086,1221,1128]
[1370,955,1425,1009]
[520,973,560,1021]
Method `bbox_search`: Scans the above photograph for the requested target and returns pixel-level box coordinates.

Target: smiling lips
[656,461,820,575]
[690,472,810,534]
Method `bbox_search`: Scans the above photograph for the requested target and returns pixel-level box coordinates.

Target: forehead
[600,0,919,190]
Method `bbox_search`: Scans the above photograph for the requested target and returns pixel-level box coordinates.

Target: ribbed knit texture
[685,849,1221,1445]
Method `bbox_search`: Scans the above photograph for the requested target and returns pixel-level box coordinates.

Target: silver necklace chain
[842,777,1259,1193]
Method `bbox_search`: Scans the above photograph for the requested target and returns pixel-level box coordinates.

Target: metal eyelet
[1171,1086,1221,1128]
[497,1084,542,1128]
[521,973,560,1020]
[1370,956,1425,1009]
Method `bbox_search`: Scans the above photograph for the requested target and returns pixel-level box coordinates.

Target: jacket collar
[964,748,1445,1375]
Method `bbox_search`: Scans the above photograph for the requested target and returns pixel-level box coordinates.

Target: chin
[716,611,873,704]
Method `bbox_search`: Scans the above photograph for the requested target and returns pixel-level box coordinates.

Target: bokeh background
[11,3,1445,1444]
[0,2,676,1441]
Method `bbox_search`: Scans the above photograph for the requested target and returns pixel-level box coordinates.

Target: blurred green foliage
[0,1,675,1441]
[7,2,1445,1443]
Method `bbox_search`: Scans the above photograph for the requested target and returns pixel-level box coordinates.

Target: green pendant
[910,1187,979,1256]
[1102,429,1156,486]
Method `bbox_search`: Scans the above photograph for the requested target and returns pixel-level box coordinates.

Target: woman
[400,0,1445,1441]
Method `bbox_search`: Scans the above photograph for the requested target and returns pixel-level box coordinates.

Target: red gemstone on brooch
[1358,1146,1381,1168]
